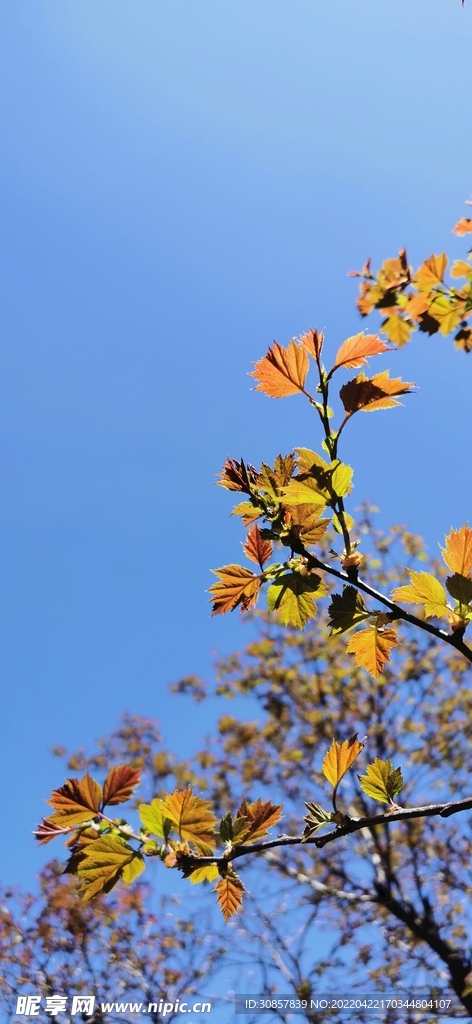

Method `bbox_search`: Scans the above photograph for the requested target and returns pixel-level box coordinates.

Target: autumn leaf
[160,789,218,854]
[242,523,273,570]
[358,758,403,805]
[47,774,103,828]
[102,765,141,808]
[231,501,262,526]
[445,573,472,605]
[299,328,324,361]
[267,572,327,629]
[139,798,170,840]
[209,565,261,616]
[283,504,330,547]
[327,586,371,635]
[286,451,353,503]
[188,864,219,885]
[450,260,472,280]
[381,316,414,347]
[256,455,296,501]
[32,818,75,845]
[76,835,145,901]
[441,524,472,577]
[235,797,283,843]
[303,802,334,839]
[346,623,400,678]
[414,253,448,291]
[340,371,415,415]
[453,217,472,237]
[215,873,246,922]
[330,332,390,375]
[428,295,463,336]
[217,457,258,493]
[391,571,449,619]
[250,340,309,398]
[322,735,365,797]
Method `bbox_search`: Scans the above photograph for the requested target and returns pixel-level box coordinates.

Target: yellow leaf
[381,316,414,347]
[267,572,327,629]
[322,735,365,791]
[358,758,403,804]
[230,501,262,526]
[250,340,309,398]
[453,217,472,237]
[160,789,218,854]
[209,565,261,616]
[189,864,220,885]
[414,253,448,291]
[450,260,472,280]
[441,524,472,576]
[331,332,390,373]
[76,835,142,901]
[391,570,450,620]
[138,799,168,840]
[283,504,330,547]
[346,624,400,678]
[428,295,462,336]
[340,371,415,415]
[405,292,433,319]
[215,874,246,922]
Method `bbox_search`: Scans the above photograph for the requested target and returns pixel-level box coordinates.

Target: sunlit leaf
[235,797,283,843]
[160,789,218,854]
[303,802,334,839]
[327,586,371,635]
[414,253,448,291]
[138,799,169,840]
[441,524,472,576]
[453,217,472,237]
[340,371,415,415]
[381,316,414,347]
[331,332,390,374]
[102,765,141,808]
[322,735,365,792]
[188,864,220,885]
[450,260,472,280]
[76,835,143,901]
[242,524,273,570]
[358,757,403,804]
[299,328,324,361]
[391,570,450,620]
[47,774,103,828]
[215,873,246,922]
[217,457,257,493]
[267,573,327,629]
[346,623,400,678]
[283,504,330,547]
[209,565,261,616]
[250,340,309,398]
[231,501,263,525]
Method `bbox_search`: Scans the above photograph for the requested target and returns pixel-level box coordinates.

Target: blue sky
[0,1,471,888]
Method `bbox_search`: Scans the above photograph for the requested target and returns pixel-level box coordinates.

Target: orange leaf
[250,340,309,398]
[47,774,103,827]
[340,371,415,415]
[414,253,448,291]
[453,218,472,237]
[441,524,472,577]
[102,765,142,808]
[331,332,390,374]
[217,457,257,493]
[209,565,261,616]
[346,624,400,678]
[322,735,365,791]
[381,316,414,347]
[299,328,324,361]
[160,789,218,854]
[235,797,283,843]
[215,874,246,922]
[242,524,273,570]
[405,292,433,319]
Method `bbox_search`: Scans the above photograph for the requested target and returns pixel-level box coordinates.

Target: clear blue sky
[0,1,471,888]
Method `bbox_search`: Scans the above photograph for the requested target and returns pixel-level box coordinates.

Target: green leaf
[358,758,403,804]
[303,802,334,839]
[332,511,355,534]
[267,572,327,628]
[327,586,371,635]
[189,864,220,885]
[138,799,170,840]
[122,853,145,885]
[76,835,142,901]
